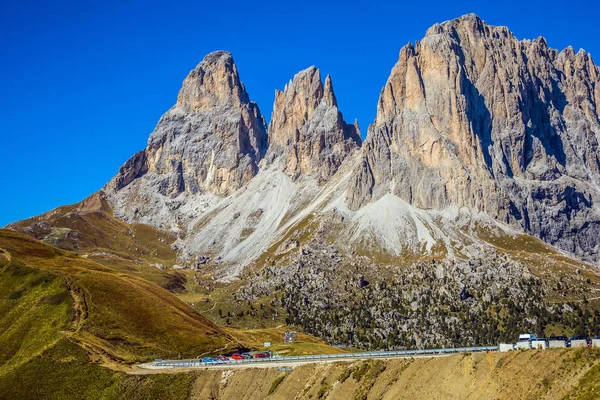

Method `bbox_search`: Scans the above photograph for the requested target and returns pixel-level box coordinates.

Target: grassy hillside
[0,229,225,398]
[0,228,235,369]
[0,339,195,400]
[7,192,183,290]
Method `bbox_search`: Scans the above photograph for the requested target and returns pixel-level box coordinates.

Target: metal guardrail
[153,345,499,368]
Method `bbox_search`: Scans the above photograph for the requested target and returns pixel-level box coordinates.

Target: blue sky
[1,0,599,226]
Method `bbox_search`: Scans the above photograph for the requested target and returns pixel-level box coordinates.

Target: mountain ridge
[9,13,600,274]
[347,13,600,264]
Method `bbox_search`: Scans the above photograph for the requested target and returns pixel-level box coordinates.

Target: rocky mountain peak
[269,66,324,147]
[425,13,486,37]
[267,67,361,181]
[347,13,600,264]
[105,51,268,220]
[176,50,250,111]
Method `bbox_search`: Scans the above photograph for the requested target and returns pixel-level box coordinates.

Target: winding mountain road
[139,345,499,372]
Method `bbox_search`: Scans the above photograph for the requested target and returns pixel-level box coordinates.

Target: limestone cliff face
[107,51,268,197]
[346,14,600,263]
[267,67,361,182]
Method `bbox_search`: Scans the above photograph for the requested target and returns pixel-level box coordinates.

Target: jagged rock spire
[107,51,268,202]
[267,66,361,182]
[323,74,337,107]
[268,66,324,148]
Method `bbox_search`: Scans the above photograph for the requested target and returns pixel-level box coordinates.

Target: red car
[230,353,243,360]
[254,352,270,359]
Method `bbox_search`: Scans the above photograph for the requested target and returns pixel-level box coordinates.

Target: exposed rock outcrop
[267,67,361,182]
[346,14,600,264]
[107,51,268,197]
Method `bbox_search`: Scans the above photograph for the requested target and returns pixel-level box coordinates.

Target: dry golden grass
[225,326,346,356]
[0,229,235,366]
[8,193,180,289]
[185,349,600,399]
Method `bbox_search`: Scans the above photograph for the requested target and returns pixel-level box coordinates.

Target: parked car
[230,353,244,360]
[254,352,270,359]
[568,335,591,347]
[241,352,253,359]
[518,333,537,341]
[217,355,230,362]
[202,357,215,364]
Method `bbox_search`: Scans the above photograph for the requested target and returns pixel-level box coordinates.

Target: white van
[519,333,537,341]
[516,333,537,349]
